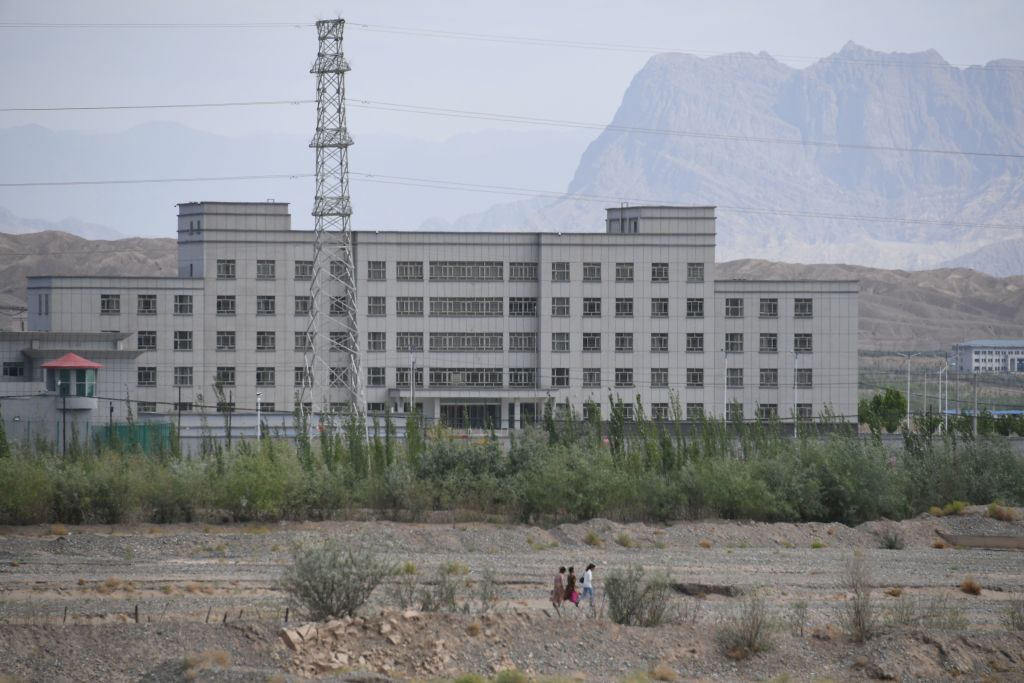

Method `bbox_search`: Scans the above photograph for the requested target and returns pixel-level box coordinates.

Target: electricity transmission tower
[304,18,363,420]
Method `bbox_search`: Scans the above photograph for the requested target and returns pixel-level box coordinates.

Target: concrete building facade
[22,201,858,430]
[952,340,1024,375]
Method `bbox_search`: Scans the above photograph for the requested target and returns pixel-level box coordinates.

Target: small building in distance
[952,340,1024,374]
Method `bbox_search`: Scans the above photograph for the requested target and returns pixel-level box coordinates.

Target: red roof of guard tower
[40,353,104,370]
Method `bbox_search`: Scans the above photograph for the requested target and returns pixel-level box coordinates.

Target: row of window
[723,297,813,318]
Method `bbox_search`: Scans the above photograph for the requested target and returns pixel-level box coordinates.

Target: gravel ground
[0,507,1022,682]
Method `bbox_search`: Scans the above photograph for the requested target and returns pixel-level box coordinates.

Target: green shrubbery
[1,402,1023,526]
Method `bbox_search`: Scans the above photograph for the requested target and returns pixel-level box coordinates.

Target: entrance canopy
[41,352,104,370]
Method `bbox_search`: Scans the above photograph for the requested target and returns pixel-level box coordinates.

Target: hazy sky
[1,0,1022,140]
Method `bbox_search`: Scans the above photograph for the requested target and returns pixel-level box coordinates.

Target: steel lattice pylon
[303,18,363,420]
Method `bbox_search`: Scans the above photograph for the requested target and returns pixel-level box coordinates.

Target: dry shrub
[960,577,982,595]
[885,587,903,597]
[466,621,482,636]
[279,540,397,620]
[810,539,825,549]
[615,533,636,548]
[493,670,530,683]
[878,529,905,550]
[932,539,948,549]
[440,560,470,576]
[988,503,1019,522]
[826,527,836,536]
[184,582,213,595]
[1003,599,1024,631]
[650,663,678,681]
[698,539,713,549]
[928,506,944,517]
[583,531,603,547]
[605,564,674,627]
[838,553,877,642]
[183,650,231,681]
[49,524,68,536]
[942,500,968,516]
[716,590,777,659]
[95,577,133,595]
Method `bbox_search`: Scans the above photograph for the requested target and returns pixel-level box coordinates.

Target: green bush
[605,564,674,627]
[716,590,777,659]
[279,540,396,620]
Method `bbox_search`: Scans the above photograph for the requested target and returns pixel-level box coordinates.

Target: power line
[5,97,1019,160]
[2,170,1022,232]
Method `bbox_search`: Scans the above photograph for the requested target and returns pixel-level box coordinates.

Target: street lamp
[793,350,799,438]
[256,392,263,440]
[722,347,728,422]
[897,352,922,429]
[57,378,66,456]
[938,361,949,434]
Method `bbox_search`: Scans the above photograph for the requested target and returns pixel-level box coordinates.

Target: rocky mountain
[1,230,1022,350]
[939,237,1024,277]
[448,43,1024,271]
[0,206,123,241]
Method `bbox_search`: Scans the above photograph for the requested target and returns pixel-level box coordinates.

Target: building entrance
[440,403,500,429]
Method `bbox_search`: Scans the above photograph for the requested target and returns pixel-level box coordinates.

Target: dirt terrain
[1,508,1022,682]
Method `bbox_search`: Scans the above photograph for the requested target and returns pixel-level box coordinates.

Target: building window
[367,260,386,281]
[615,332,633,353]
[294,295,312,316]
[137,402,157,414]
[173,294,193,315]
[216,295,235,316]
[295,331,313,351]
[395,367,424,388]
[137,331,156,350]
[510,262,538,281]
[396,332,424,352]
[726,403,743,422]
[430,368,503,387]
[215,401,235,414]
[622,403,635,422]
[552,332,570,353]
[651,403,669,421]
[583,262,601,282]
[395,296,424,317]
[256,331,276,351]
[551,297,569,317]
[551,262,570,282]
[794,333,813,354]
[583,368,601,388]
[650,333,668,353]
[582,332,601,353]
[1,362,24,379]
[725,298,743,318]
[396,261,423,281]
[215,331,235,351]
[686,298,704,318]
[137,294,157,316]
[759,333,778,354]
[686,368,704,388]
[509,332,536,352]
[796,403,813,420]
[686,262,704,283]
[551,367,570,387]
[583,298,601,317]
[725,333,744,353]
[509,297,537,316]
[173,366,193,387]
[256,295,276,316]
[329,261,346,279]
[757,404,778,420]
[615,262,634,282]
[137,367,156,387]
[651,298,668,317]
[256,367,275,387]
[294,260,313,280]
[366,331,386,352]
[796,368,813,388]
[652,262,669,282]
[215,366,236,386]
[295,366,312,388]
[795,298,813,318]
[173,331,192,351]
[582,402,600,422]
[99,294,120,315]
[367,296,386,316]
[365,367,384,387]
[216,259,236,280]
[329,367,349,387]
[727,368,743,388]
[431,332,503,352]
[508,368,536,387]
[429,261,503,281]
[760,298,778,318]
[256,259,276,280]
[760,368,778,388]
[615,368,634,388]
[686,333,704,353]
[330,331,354,352]
[687,403,704,420]
[651,368,668,388]
[615,298,633,317]
[430,297,503,317]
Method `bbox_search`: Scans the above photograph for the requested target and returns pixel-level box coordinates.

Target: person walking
[551,566,566,612]
[581,563,596,608]
[565,566,579,606]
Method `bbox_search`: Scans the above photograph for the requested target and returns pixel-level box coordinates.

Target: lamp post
[793,350,799,438]
[256,392,262,440]
[723,347,728,422]
[897,352,922,430]
[938,361,949,434]
[57,378,66,456]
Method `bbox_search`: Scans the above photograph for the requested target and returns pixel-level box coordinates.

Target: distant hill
[0,206,123,240]
[448,43,1024,271]
[939,238,1024,277]
[1,230,1022,350]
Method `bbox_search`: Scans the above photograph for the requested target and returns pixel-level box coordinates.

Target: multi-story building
[22,201,858,429]
[952,340,1024,374]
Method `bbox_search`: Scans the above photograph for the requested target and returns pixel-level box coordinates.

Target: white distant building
[953,340,1024,374]
[8,201,858,435]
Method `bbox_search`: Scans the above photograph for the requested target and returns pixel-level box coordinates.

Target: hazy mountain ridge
[1,231,1022,350]
[448,43,1024,273]
[0,206,123,240]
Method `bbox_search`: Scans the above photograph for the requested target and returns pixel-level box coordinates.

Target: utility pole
[898,352,921,430]
[723,347,728,422]
[793,350,799,438]
[973,373,978,437]
[938,361,948,434]
[256,392,262,440]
